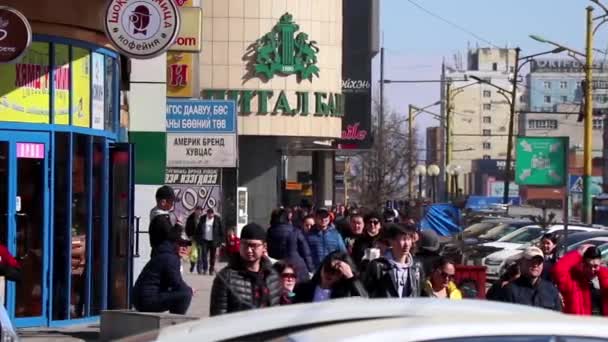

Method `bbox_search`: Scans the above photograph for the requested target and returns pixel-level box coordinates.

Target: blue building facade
[527,59,608,113]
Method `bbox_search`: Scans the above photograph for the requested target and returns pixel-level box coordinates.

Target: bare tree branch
[349,98,420,209]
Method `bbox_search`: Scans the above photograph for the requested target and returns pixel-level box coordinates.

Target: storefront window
[104,56,115,131]
[72,48,91,128]
[52,133,70,320]
[90,137,105,315]
[0,42,50,124]
[71,134,89,318]
[54,45,71,125]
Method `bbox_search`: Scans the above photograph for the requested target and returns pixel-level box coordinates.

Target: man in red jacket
[553,244,608,316]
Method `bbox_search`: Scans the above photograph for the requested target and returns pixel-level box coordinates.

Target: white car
[483,225,600,280]
[119,298,608,342]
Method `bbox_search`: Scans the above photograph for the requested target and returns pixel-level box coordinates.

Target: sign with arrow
[515,136,568,187]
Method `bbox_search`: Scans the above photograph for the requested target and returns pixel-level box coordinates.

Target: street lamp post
[444,81,484,200]
[414,165,427,199]
[408,102,440,199]
[447,164,463,201]
[427,164,441,203]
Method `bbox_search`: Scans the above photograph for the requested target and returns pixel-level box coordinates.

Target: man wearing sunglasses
[210,223,282,316]
[352,212,383,267]
[497,246,561,311]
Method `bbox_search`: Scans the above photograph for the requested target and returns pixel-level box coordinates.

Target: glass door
[2,132,50,327]
[108,143,134,309]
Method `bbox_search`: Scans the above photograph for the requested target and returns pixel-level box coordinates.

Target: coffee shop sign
[202,89,344,117]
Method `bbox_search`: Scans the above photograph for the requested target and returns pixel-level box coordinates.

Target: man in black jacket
[194,208,224,275]
[363,223,425,298]
[132,236,193,314]
[149,185,183,256]
[498,246,561,311]
[210,223,281,316]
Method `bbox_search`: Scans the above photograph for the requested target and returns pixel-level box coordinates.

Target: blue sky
[374,0,608,140]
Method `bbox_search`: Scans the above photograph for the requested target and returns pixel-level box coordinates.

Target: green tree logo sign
[254,13,320,80]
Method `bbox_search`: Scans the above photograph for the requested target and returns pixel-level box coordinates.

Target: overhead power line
[406,0,500,49]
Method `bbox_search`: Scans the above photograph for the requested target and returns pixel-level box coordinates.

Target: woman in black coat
[266,208,314,282]
[294,251,367,303]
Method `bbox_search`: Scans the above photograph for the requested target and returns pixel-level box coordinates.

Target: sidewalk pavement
[18,262,222,342]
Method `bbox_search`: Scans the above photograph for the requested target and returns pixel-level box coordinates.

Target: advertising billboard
[54,44,70,125]
[337,0,373,149]
[515,136,568,187]
[92,53,105,129]
[72,47,91,127]
[165,167,223,220]
[0,42,50,123]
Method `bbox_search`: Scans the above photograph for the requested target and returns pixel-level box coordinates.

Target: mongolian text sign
[166,134,237,168]
[166,52,193,97]
[165,167,222,219]
[166,99,236,133]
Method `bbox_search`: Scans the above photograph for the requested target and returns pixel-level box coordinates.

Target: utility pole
[503,48,521,205]
[583,6,594,224]
[408,105,414,199]
[379,47,385,191]
[445,81,453,202]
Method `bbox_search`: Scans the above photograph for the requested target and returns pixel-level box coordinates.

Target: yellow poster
[167,52,194,97]
[0,42,50,124]
[54,44,70,125]
[72,47,91,128]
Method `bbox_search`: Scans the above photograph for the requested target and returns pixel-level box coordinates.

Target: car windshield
[479,223,522,240]
[497,227,543,243]
[462,222,497,238]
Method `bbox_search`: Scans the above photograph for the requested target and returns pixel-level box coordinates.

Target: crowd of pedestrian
[131,185,608,319]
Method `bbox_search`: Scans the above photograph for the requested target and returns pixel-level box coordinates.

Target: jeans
[197,240,216,274]
[134,289,192,315]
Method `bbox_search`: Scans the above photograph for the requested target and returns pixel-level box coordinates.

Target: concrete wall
[238,136,281,225]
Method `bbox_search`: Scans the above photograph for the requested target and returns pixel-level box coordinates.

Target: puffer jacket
[132,241,192,305]
[363,256,425,298]
[209,256,282,316]
[553,250,608,316]
[266,223,314,282]
[306,226,347,270]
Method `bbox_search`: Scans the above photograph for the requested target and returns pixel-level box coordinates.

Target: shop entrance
[0,132,50,327]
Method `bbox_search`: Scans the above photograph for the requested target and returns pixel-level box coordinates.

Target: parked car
[121,298,608,342]
[483,225,601,280]
[555,230,608,258]
[443,219,531,263]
